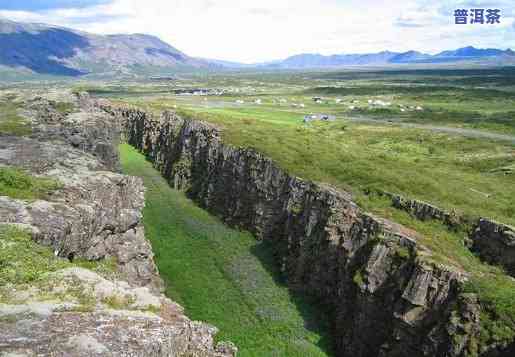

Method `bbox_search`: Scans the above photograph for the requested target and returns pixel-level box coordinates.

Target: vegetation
[0,100,31,136]
[102,294,135,310]
[120,143,331,357]
[358,193,515,345]
[0,225,118,286]
[164,108,514,226]
[0,224,118,313]
[0,167,61,200]
[52,101,75,115]
[464,276,515,346]
[0,225,70,285]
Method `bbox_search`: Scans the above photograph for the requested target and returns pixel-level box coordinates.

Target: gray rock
[472,218,515,275]
[0,92,235,357]
[66,335,109,355]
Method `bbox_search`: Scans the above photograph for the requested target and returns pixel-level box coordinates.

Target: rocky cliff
[471,219,515,276]
[106,105,506,357]
[0,92,235,356]
[376,191,515,278]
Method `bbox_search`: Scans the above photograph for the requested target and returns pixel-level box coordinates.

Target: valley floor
[119,144,332,357]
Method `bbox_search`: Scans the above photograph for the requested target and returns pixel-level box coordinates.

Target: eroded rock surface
[472,219,515,275]
[0,92,236,357]
[0,267,234,357]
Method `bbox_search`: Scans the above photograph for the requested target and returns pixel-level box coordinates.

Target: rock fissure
[105,103,504,356]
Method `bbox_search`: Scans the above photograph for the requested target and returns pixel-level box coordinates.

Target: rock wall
[471,219,515,275]
[111,106,489,357]
[375,193,515,279]
[0,92,235,356]
[377,191,467,229]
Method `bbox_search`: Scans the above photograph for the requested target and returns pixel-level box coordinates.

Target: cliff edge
[0,91,236,356]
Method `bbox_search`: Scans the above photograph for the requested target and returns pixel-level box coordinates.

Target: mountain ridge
[0,17,212,76]
[0,17,513,76]
[262,46,515,68]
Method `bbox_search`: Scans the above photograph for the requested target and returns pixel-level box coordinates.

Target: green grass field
[0,167,61,200]
[119,143,331,357]
[87,67,515,134]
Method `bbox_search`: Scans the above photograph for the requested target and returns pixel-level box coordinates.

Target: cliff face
[377,192,515,279]
[112,106,486,356]
[0,92,235,356]
[471,219,515,275]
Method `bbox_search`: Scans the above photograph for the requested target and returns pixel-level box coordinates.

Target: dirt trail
[349,116,515,144]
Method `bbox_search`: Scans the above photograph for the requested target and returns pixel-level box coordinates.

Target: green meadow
[0,99,31,136]
[119,143,331,357]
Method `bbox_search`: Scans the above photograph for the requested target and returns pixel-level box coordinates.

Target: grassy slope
[0,226,71,286]
[119,143,331,357]
[0,226,116,288]
[0,167,61,200]
[0,100,31,136]
[167,106,514,227]
[0,167,114,292]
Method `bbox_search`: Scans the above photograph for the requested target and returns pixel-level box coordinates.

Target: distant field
[119,144,331,357]
[98,68,515,224]
[85,67,515,134]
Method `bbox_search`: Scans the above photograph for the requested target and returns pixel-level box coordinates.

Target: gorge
[104,102,515,356]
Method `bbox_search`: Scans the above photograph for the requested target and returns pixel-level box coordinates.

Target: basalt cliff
[102,103,515,357]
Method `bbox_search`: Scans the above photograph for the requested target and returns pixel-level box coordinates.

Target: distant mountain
[257,46,515,69]
[389,51,433,63]
[436,46,505,58]
[0,18,212,77]
[428,46,512,63]
[266,51,399,68]
[0,17,513,76]
[201,58,253,68]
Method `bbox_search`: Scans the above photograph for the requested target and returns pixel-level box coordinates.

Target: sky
[0,0,513,63]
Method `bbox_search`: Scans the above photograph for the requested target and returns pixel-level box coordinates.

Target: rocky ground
[0,90,235,356]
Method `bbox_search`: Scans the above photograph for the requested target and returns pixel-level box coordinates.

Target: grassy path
[119,143,331,357]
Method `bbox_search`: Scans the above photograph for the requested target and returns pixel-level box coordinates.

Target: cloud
[0,1,111,11]
[248,8,272,16]
[0,0,511,62]
[394,16,426,27]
